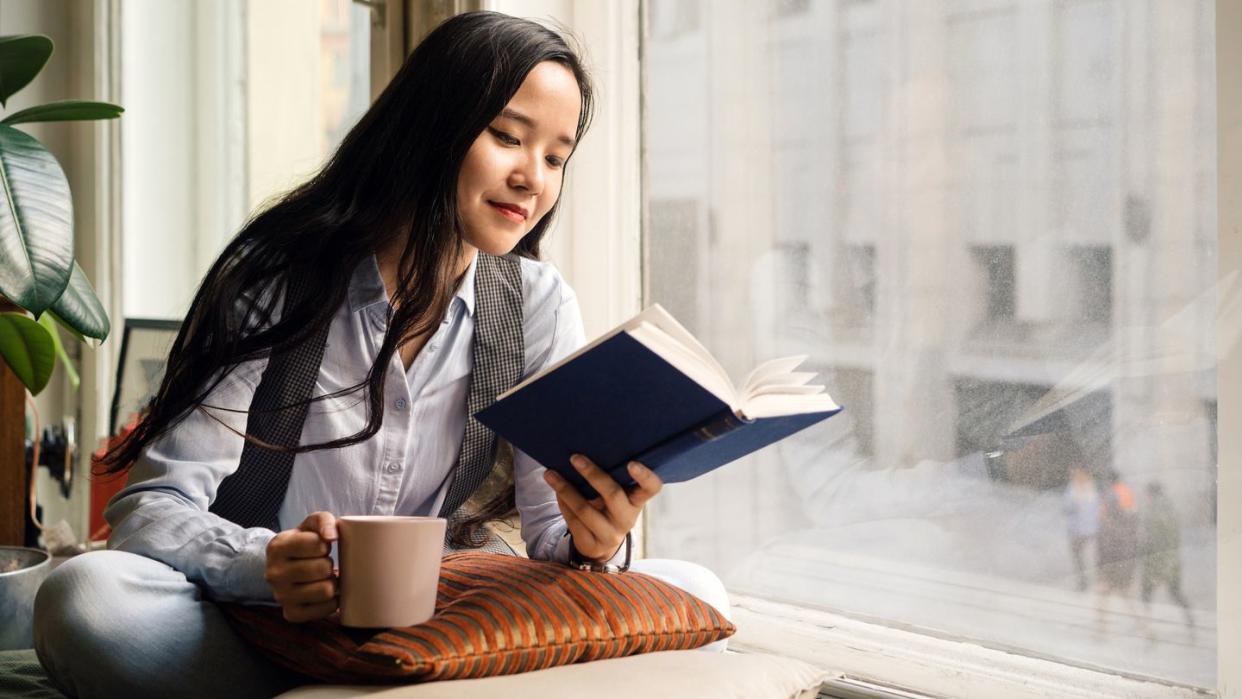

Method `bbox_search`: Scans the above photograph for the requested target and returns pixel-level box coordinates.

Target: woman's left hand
[543,454,663,562]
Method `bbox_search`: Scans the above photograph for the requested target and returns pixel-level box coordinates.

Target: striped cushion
[220,552,735,684]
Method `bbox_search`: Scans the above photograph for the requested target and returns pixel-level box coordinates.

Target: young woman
[34,12,727,698]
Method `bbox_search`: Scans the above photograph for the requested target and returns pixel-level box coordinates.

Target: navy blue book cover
[474,331,841,498]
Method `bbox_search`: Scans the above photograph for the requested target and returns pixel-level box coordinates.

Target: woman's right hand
[265,511,339,622]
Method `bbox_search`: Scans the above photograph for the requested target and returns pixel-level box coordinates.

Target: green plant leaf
[1,100,123,126]
[37,309,77,389]
[45,307,84,343]
[0,36,53,109]
[0,310,54,394]
[0,123,73,316]
[48,261,109,342]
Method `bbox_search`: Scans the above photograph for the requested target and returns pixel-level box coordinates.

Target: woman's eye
[489,127,519,145]
[546,155,565,169]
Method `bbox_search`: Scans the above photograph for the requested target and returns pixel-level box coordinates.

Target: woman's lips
[489,201,526,223]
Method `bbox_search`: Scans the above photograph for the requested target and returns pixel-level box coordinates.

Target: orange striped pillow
[220,551,735,684]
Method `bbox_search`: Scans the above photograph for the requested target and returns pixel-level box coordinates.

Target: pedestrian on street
[1096,468,1142,638]
[1140,481,1196,642]
[1063,465,1100,591]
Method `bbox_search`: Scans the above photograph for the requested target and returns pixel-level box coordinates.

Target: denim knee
[33,550,302,699]
[33,552,130,695]
[630,558,731,619]
[629,558,731,653]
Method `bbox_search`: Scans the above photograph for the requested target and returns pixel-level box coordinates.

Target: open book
[475,304,842,498]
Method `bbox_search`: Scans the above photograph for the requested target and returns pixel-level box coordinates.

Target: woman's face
[457,60,582,256]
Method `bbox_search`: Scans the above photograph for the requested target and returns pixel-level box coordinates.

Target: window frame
[472,0,1240,696]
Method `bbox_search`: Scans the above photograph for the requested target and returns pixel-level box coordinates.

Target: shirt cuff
[560,530,631,567]
[223,529,277,603]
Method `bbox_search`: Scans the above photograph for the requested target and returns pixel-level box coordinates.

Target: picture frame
[108,318,182,436]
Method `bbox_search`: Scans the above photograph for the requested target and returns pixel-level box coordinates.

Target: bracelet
[568,531,632,573]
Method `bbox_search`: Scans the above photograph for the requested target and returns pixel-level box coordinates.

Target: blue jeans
[33,551,730,699]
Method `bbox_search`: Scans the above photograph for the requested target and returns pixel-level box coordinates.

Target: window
[845,244,876,320]
[646,198,703,333]
[121,0,372,320]
[647,0,700,39]
[1071,245,1112,324]
[641,0,1218,689]
[972,245,1017,323]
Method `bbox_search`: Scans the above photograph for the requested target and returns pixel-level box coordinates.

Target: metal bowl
[0,546,51,650]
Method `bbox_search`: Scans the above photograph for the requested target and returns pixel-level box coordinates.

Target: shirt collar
[347,251,478,319]
[454,251,478,318]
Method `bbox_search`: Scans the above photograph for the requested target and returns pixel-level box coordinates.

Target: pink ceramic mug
[336,515,446,628]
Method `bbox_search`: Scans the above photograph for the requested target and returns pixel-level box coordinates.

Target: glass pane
[317,0,372,158]
[121,0,371,318]
[247,0,372,208]
[642,0,1216,687]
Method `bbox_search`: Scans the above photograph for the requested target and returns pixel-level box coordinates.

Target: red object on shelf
[89,413,141,542]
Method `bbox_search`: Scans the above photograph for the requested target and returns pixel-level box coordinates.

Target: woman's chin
[466,230,527,257]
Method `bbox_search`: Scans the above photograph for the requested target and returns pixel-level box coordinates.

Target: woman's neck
[374,239,478,304]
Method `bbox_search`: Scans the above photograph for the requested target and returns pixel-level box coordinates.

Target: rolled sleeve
[105,358,279,602]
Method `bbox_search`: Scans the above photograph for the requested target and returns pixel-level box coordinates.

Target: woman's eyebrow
[499,108,576,147]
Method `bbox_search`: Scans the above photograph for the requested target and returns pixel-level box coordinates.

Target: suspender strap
[209,274,332,531]
[209,254,525,538]
[438,254,524,520]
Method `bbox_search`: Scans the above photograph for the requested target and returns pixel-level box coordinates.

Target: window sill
[727,594,1209,699]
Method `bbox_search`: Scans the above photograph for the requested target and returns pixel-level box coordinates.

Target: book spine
[609,409,753,485]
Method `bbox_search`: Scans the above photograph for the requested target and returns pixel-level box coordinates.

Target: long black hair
[98,11,595,546]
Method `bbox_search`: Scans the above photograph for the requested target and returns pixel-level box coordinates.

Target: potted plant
[0,34,121,641]
[0,34,119,391]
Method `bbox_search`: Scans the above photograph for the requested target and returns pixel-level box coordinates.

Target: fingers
[556,490,611,535]
[271,557,335,584]
[265,554,338,622]
[283,599,339,624]
[623,461,663,507]
[557,495,627,562]
[272,577,337,606]
[299,511,338,542]
[558,500,591,544]
[543,469,611,526]
[548,476,616,541]
[556,495,607,558]
[266,511,340,623]
[276,579,339,623]
[568,454,628,504]
[270,529,332,559]
[268,511,337,559]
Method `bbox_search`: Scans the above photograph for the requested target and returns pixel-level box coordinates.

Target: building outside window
[643,0,1218,689]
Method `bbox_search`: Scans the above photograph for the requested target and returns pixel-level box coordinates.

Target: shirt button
[428,344,438,353]
[395,398,407,410]
[386,462,400,473]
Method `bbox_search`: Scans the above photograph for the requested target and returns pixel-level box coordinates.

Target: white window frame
[482,1,1239,696]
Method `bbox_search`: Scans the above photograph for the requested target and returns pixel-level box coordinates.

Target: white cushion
[276,650,828,699]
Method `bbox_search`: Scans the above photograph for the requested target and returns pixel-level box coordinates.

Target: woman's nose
[509,156,545,194]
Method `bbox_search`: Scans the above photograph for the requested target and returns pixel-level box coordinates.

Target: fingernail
[627,462,645,475]
[545,470,562,484]
[571,455,586,470]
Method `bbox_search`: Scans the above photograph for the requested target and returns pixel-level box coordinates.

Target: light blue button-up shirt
[106,253,603,603]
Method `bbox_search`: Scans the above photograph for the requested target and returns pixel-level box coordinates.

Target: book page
[748,382,825,399]
[627,322,738,408]
[633,304,734,392]
[741,356,809,396]
[736,356,840,418]
[748,371,816,393]
[742,392,839,419]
